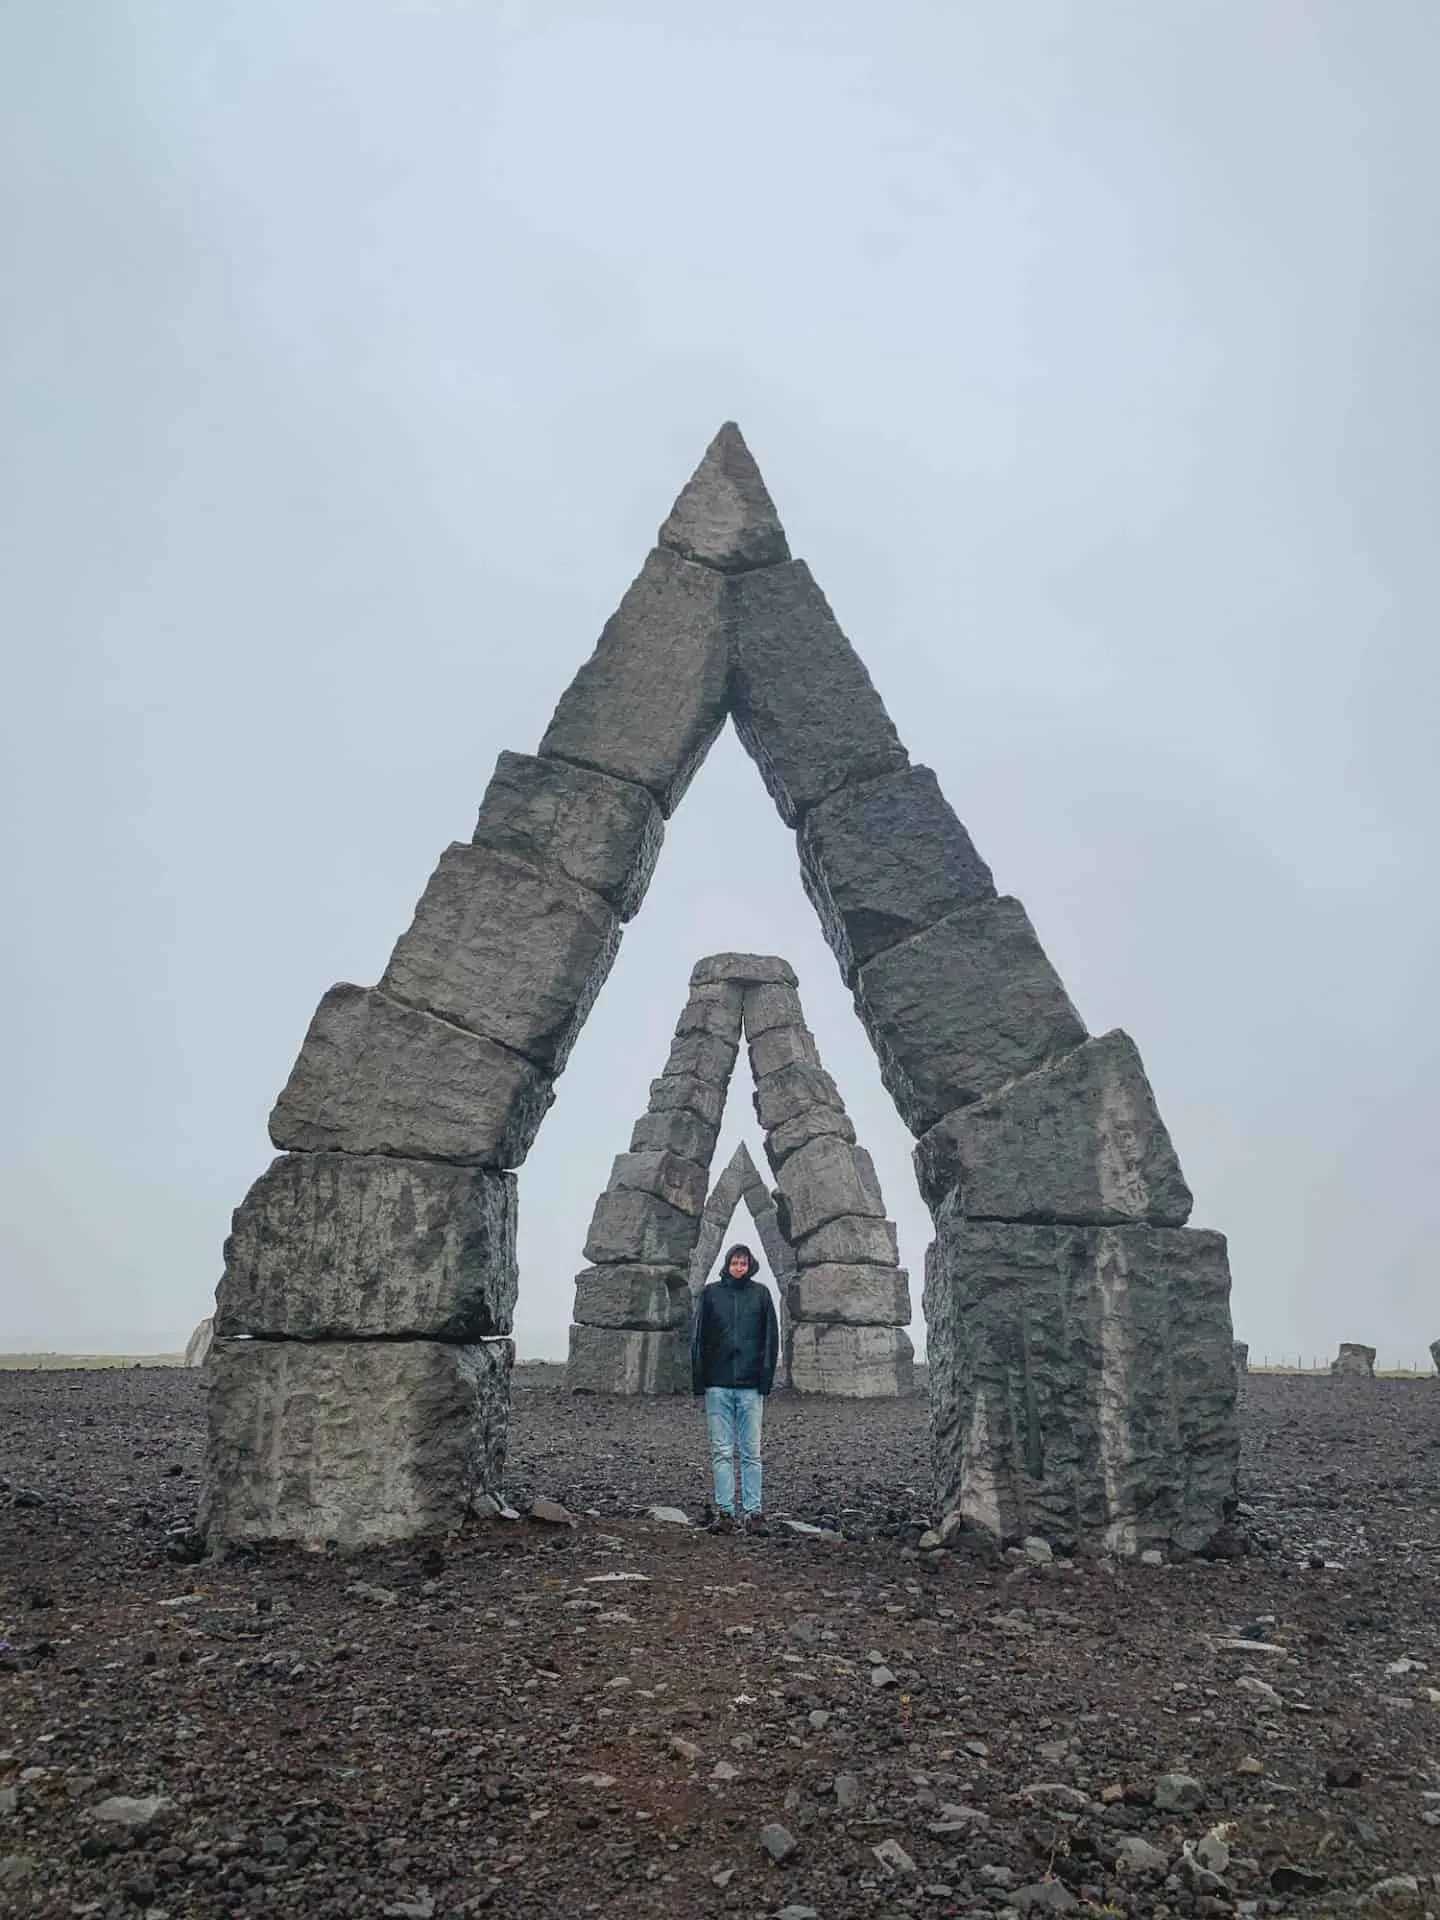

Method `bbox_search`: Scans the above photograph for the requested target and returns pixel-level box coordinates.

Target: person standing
[691,1242,780,1535]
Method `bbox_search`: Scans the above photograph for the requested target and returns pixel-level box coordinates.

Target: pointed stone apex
[659,423,791,573]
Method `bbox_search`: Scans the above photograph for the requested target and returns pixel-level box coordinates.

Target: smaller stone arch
[688,1141,796,1372]
[566,953,913,1395]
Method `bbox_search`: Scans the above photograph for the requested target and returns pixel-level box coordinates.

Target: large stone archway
[205,424,1237,1555]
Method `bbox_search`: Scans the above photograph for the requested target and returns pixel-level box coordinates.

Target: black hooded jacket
[691,1246,779,1396]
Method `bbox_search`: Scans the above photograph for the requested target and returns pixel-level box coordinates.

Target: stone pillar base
[924,1210,1237,1556]
[203,1337,510,1548]
[565,1322,689,1394]
[788,1323,914,1396]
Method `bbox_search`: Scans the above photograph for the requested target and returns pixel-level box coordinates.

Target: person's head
[723,1243,757,1282]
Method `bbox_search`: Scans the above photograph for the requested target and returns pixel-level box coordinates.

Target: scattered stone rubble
[567,954,912,1396]
[206,421,1236,1554]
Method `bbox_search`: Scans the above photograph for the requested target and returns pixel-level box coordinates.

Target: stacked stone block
[1331,1343,1376,1378]
[568,952,911,1396]
[714,484,1236,1543]
[916,1036,1237,1552]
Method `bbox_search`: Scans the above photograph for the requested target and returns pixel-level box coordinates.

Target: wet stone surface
[1,1367,1439,1918]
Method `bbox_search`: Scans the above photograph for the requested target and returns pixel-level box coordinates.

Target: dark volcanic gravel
[2,1367,1440,1919]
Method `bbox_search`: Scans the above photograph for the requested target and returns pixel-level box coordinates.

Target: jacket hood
[720,1242,758,1281]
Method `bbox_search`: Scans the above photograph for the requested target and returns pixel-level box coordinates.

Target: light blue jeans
[705,1386,764,1517]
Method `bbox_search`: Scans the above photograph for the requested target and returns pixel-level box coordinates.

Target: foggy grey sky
[2,3,1437,1363]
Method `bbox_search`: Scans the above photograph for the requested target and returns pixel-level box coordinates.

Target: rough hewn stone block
[728,561,910,826]
[691,952,798,988]
[662,1029,739,1086]
[566,1323,689,1394]
[216,1153,517,1340]
[658,422,791,573]
[752,1060,846,1132]
[794,1214,899,1268]
[607,1149,709,1218]
[647,1072,726,1128]
[773,1136,885,1243]
[583,1188,700,1267]
[571,1264,690,1330]
[676,983,744,1042]
[923,1208,1237,1555]
[748,1024,821,1078]
[741,983,805,1038]
[914,1031,1193,1223]
[472,750,663,922]
[789,1324,914,1397]
[799,766,996,981]
[1331,1343,1376,1377]
[184,1318,213,1368]
[854,897,1088,1133]
[538,547,727,814]
[269,985,552,1168]
[629,1106,721,1165]
[380,843,620,1073]
[689,1143,790,1289]
[762,1104,856,1173]
[204,1338,510,1548]
[787,1264,911,1326]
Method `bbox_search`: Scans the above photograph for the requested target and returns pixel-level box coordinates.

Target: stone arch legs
[205,422,1237,1556]
[565,953,913,1397]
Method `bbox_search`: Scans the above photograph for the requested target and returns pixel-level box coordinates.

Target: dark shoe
[744,1512,770,1537]
[706,1512,736,1535]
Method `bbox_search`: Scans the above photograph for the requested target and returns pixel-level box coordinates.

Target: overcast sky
[3,2,1436,1366]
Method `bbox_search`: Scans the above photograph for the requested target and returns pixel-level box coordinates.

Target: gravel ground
[2,1367,1439,1920]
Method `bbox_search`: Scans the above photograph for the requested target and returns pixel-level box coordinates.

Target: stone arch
[687,1143,798,1375]
[564,955,913,1398]
[205,424,1237,1556]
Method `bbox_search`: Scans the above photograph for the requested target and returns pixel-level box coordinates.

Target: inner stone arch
[688,1142,794,1366]
[564,953,914,1398]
